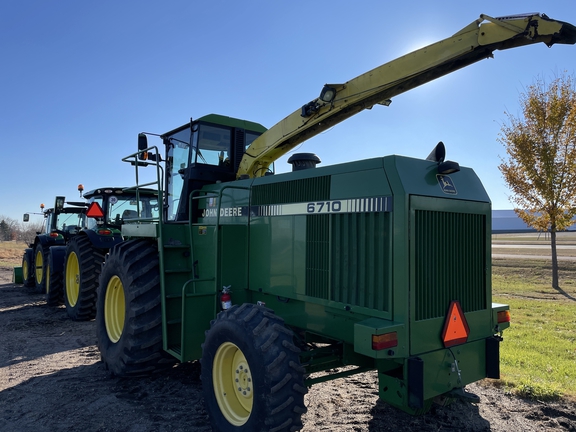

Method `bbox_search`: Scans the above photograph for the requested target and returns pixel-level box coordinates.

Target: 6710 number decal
[306,201,342,213]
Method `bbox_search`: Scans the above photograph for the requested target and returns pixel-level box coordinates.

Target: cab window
[196,124,232,166]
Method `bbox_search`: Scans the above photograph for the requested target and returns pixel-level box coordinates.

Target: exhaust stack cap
[287,153,321,171]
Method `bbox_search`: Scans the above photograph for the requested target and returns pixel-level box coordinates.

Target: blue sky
[1,0,575,223]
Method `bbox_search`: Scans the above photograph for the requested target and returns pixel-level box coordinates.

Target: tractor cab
[29,197,87,241]
[81,187,159,230]
[140,114,267,222]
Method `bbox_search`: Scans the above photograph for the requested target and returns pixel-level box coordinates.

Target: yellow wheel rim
[213,342,253,426]
[104,275,125,343]
[23,259,29,280]
[65,252,80,307]
[35,249,43,283]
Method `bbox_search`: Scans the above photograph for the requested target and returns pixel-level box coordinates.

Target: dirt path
[0,266,575,431]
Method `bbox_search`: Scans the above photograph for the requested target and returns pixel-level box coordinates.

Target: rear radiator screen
[413,210,487,321]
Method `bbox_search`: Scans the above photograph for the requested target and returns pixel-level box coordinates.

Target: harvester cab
[137,115,266,222]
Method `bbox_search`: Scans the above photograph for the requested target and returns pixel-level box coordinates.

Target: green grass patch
[492,259,576,401]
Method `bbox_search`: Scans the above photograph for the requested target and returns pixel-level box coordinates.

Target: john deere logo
[437,174,457,195]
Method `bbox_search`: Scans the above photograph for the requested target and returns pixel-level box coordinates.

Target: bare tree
[499,73,576,289]
[17,219,43,245]
[0,216,19,241]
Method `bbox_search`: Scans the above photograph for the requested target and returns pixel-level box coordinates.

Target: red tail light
[497,310,511,324]
[372,332,398,350]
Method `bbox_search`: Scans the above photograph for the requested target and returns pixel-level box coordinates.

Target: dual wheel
[97,239,307,431]
[64,235,105,320]
[21,248,35,288]
[45,247,66,306]
[34,243,50,294]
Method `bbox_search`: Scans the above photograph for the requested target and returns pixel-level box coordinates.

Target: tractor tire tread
[97,239,174,377]
[201,303,307,432]
[64,235,105,320]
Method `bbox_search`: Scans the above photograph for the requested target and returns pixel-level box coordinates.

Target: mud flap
[486,336,500,379]
[408,357,424,409]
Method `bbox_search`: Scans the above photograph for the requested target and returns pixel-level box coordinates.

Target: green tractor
[21,196,86,305]
[62,185,159,320]
[95,13,574,431]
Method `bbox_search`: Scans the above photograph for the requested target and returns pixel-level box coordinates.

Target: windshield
[55,212,86,233]
[196,124,232,166]
[166,127,194,221]
[86,194,159,228]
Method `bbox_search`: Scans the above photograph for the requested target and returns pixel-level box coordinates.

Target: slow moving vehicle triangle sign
[86,202,105,218]
[441,300,470,348]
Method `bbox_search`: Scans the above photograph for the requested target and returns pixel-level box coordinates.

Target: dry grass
[0,241,27,267]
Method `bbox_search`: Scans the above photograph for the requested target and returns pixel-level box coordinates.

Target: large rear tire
[22,248,35,287]
[64,235,105,320]
[97,239,174,376]
[34,243,50,294]
[201,303,307,432]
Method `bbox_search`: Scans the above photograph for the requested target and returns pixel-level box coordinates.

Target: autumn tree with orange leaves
[499,73,576,289]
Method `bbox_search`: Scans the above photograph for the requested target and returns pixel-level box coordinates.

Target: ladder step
[164,268,192,273]
[166,345,182,361]
[163,244,189,249]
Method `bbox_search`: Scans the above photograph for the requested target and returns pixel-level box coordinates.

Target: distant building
[492,210,576,233]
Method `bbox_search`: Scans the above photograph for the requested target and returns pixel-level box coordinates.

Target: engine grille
[413,209,487,321]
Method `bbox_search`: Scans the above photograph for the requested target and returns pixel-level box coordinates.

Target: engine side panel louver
[324,212,391,311]
[252,176,330,205]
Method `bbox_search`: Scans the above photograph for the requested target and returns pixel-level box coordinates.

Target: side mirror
[138,133,148,160]
[23,213,29,222]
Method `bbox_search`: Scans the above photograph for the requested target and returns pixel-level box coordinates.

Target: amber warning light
[441,301,470,348]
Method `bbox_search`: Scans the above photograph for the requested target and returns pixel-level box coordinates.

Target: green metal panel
[392,156,491,202]
[249,215,307,297]
[330,165,391,198]
[418,339,487,400]
[219,225,250,304]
